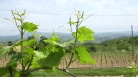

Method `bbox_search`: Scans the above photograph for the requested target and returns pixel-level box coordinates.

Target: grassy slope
[31,67,136,76]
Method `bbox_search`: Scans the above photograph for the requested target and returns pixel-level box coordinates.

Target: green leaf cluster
[7,52,22,67]
[68,21,76,25]
[0,67,9,76]
[22,22,38,32]
[23,39,36,46]
[37,47,65,68]
[44,32,60,43]
[44,32,60,52]
[72,26,94,43]
[0,40,21,56]
[75,46,96,64]
[14,18,22,21]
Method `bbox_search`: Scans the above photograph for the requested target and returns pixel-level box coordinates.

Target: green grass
[30,67,136,77]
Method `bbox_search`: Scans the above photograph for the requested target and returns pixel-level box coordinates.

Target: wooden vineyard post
[120,51,123,67]
[110,55,113,67]
[91,54,94,68]
[96,53,98,68]
[134,55,137,65]
[128,55,131,66]
[62,58,64,69]
[100,55,102,67]
[131,25,135,59]
[77,61,79,68]
[104,54,108,67]
[135,55,138,65]
[123,55,125,67]
[117,53,120,67]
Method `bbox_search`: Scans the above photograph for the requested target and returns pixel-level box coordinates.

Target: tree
[36,36,48,50]
[26,35,48,50]
[8,41,13,46]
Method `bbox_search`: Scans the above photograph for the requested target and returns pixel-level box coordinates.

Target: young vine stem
[19,15,26,74]
[67,16,80,68]
[11,10,21,33]
[11,10,26,75]
[69,17,73,32]
[25,55,34,71]
[9,67,13,77]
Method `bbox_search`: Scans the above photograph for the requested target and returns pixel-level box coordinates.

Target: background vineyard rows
[1,52,138,68]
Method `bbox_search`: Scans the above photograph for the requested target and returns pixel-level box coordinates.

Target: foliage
[0,44,3,50]
[72,26,94,43]
[75,46,95,64]
[1,10,95,77]
[0,45,4,55]
[7,41,16,54]
[84,36,138,52]
[128,62,138,77]
[22,22,38,32]
[26,35,48,50]
[8,41,13,46]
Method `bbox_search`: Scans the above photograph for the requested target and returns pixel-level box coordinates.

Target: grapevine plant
[0,10,95,77]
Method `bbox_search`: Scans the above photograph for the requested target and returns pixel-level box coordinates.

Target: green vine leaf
[0,67,9,77]
[25,74,33,77]
[0,40,21,56]
[0,48,6,56]
[44,32,60,43]
[44,32,60,52]
[46,45,59,52]
[34,51,46,58]
[37,47,65,68]
[22,22,38,32]
[14,18,22,21]
[72,26,94,43]
[21,11,26,16]
[24,48,34,55]
[68,21,76,25]
[23,39,36,46]
[13,71,20,77]
[52,40,74,47]
[6,52,23,67]
[32,51,47,68]
[75,46,96,64]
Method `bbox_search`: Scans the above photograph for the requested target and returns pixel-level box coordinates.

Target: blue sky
[0,0,138,35]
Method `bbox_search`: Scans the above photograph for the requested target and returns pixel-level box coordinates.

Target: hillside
[0,32,72,43]
[1,31,138,53]
[0,31,138,43]
[84,35,138,52]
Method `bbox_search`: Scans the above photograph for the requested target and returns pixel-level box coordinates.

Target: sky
[0,0,138,36]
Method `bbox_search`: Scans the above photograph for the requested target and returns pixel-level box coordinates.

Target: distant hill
[84,35,138,52]
[94,31,132,43]
[0,32,73,43]
[0,31,138,43]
